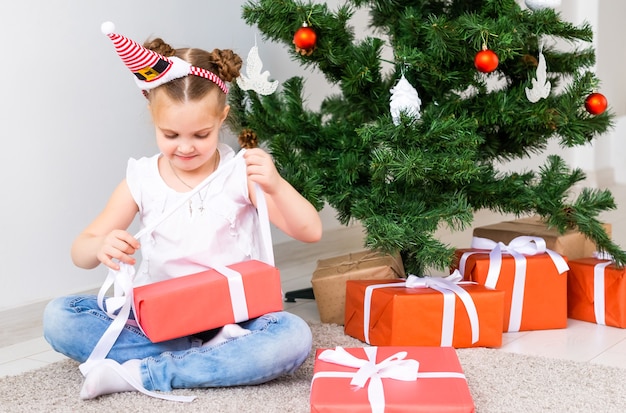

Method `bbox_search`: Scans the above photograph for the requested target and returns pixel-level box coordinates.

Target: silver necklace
[169,152,219,216]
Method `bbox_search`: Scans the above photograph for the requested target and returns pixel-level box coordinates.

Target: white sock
[202,324,250,347]
[80,359,142,400]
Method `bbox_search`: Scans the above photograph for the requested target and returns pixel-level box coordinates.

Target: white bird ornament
[236,44,279,95]
[525,43,551,103]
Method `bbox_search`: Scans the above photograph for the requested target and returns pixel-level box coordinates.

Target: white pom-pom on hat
[101,21,115,35]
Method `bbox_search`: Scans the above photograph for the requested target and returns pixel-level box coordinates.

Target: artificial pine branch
[232,0,625,271]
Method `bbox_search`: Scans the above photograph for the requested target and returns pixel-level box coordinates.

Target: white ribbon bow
[315,347,417,413]
[312,346,465,413]
[459,235,569,332]
[362,270,480,346]
[405,271,480,345]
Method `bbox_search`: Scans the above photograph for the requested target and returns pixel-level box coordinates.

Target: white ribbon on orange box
[458,235,569,332]
[312,346,466,413]
[362,270,480,346]
[592,251,615,326]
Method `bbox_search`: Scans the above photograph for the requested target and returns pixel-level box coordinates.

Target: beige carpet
[2,323,626,413]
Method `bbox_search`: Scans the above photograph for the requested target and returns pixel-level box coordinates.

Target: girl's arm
[71,179,140,270]
[244,148,322,243]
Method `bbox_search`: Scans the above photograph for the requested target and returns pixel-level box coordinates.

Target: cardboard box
[472,216,611,260]
[134,260,283,342]
[344,278,504,348]
[568,258,626,328]
[310,346,475,413]
[312,250,405,325]
[455,249,568,332]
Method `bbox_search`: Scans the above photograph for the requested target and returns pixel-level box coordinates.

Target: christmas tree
[229,0,625,275]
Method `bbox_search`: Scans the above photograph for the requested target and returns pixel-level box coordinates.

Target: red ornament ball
[474,49,499,73]
[293,25,317,51]
[585,92,608,115]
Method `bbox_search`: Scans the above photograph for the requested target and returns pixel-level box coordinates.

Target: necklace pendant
[199,204,205,213]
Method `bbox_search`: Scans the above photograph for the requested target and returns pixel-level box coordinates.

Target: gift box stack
[311,250,405,325]
[338,216,618,349]
[464,216,619,332]
[312,251,477,412]
[310,216,620,412]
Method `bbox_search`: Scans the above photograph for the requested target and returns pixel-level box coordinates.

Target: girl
[43,23,322,400]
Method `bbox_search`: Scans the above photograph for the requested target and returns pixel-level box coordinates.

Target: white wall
[0,1,621,311]
[504,1,625,184]
[0,0,344,311]
[595,1,626,183]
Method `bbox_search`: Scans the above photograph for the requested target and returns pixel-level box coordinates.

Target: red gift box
[310,346,475,413]
[568,257,626,328]
[455,236,569,332]
[133,260,284,342]
[344,275,504,348]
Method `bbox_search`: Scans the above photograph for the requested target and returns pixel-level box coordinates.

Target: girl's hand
[96,229,140,271]
[243,147,323,243]
[244,148,281,194]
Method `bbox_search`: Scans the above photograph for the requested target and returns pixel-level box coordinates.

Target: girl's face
[150,89,229,174]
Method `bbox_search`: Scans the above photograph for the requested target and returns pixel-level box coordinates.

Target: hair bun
[143,38,176,57]
[210,49,243,82]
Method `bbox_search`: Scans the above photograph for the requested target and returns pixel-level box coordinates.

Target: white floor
[1,184,625,377]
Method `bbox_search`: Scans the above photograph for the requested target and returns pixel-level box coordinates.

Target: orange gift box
[455,249,568,332]
[344,278,504,348]
[133,260,283,342]
[310,346,475,413]
[568,258,626,328]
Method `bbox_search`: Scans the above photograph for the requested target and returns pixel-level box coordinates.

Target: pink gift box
[134,260,284,342]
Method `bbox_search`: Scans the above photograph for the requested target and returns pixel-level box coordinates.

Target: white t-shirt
[126,143,265,286]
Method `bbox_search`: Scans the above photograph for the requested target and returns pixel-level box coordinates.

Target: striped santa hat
[101,21,228,94]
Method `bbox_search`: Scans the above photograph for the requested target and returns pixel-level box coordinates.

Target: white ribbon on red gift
[362,270,480,346]
[458,235,569,332]
[80,260,196,402]
[312,346,466,413]
[592,251,615,326]
[210,264,250,323]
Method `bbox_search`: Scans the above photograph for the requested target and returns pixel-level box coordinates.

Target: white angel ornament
[236,44,279,95]
[390,74,422,125]
[525,42,551,103]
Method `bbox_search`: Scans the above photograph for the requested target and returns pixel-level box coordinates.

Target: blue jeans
[43,295,312,392]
